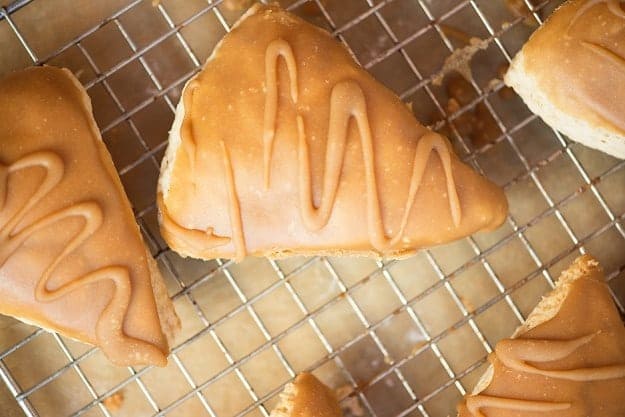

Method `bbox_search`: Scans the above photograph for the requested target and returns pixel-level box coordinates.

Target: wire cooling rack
[0,0,624,416]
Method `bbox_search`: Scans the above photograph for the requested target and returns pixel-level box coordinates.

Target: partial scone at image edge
[457,254,625,416]
[505,0,625,159]
[157,3,509,262]
[0,66,179,367]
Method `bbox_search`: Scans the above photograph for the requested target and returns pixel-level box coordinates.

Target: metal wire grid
[0,0,623,416]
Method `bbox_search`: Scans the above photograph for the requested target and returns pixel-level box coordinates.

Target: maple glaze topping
[181,79,200,177]
[457,256,625,417]
[160,4,507,259]
[522,0,625,135]
[0,67,169,366]
[465,396,570,417]
[496,334,625,381]
[213,37,462,253]
[158,193,231,257]
[220,141,247,261]
[295,95,460,245]
[264,38,299,189]
[261,36,461,250]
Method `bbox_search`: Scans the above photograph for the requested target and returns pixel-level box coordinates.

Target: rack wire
[0,0,624,416]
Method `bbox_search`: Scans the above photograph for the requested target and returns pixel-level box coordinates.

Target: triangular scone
[271,373,343,417]
[457,255,625,417]
[0,67,179,367]
[505,0,625,158]
[158,4,508,261]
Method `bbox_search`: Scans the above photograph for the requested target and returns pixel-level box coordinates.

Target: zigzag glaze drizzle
[464,334,625,416]
[181,79,200,187]
[580,41,625,74]
[569,0,625,66]
[263,39,298,189]
[0,151,165,365]
[497,333,625,381]
[262,39,461,251]
[571,0,625,26]
[560,0,625,135]
[570,0,625,66]
[171,38,463,257]
[158,76,234,258]
[465,396,570,417]
[220,142,246,261]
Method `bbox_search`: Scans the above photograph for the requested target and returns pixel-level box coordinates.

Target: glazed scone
[456,255,625,416]
[0,66,179,367]
[271,373,343,417]
[158,3,508,261]
[505,0,625,158]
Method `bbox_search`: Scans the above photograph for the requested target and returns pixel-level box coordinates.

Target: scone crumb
[103,391,124,412]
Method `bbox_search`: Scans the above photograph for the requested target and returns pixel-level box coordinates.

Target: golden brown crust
[505,0,625,157]
[0,66,176,367]
[457,255,625,416]
[158,4,508,261]
[271,373,343,417]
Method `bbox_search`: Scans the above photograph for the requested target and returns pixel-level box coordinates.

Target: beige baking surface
[0,0,623,417]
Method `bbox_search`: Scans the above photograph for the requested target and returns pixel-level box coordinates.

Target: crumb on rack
[103,391,124,412]
[444,74,501,149]
[432,37,490,86]
[458,295,476,314]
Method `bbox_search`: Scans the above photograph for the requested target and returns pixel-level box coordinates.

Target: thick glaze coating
[0,67,173,366]
[159,4,507,260]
